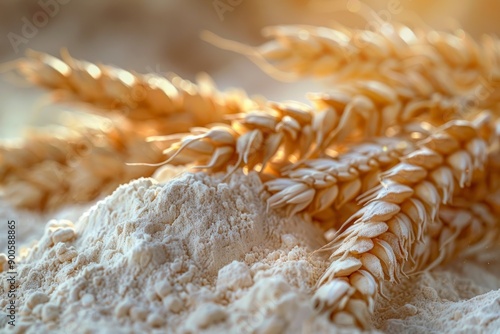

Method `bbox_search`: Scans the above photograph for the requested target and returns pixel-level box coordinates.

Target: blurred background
[1,0,500,138]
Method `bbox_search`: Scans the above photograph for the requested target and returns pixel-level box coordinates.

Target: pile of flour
[0,171,343,333]
[1,169,499,333]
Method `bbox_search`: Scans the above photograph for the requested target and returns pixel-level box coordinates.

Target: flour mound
[1,171,338,333]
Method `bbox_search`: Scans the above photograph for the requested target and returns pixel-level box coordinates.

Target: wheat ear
[0,120,161,211]
[214,23,500,82]
[151,100,344,174]
[211,22,500,122]
[165,25,500,171]
[312,114,493,328]
[11,49,260,133]
[265,137,413,217]
[409,140,500,272]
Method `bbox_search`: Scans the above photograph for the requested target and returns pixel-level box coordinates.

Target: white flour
[1,170,499,333]
[0,171,344,333]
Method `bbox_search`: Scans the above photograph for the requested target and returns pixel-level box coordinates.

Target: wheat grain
[312,114,494,328]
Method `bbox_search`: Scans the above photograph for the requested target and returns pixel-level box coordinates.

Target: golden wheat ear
[10,49,261,131]
[312,115,494,329]
[221,21,500,81]
[212,21,500,125]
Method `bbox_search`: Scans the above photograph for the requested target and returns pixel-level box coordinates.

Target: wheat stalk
[312,114,494,328]
[11,50,261,133]
[0,119,161,211]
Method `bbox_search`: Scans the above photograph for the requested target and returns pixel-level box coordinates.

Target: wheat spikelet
[312,114,493,328]
[265,137,414,217]
[0,119,161,211]
[12,50,260,133]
